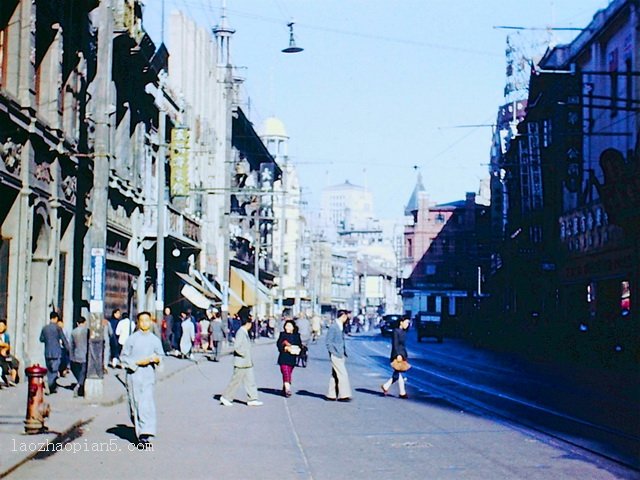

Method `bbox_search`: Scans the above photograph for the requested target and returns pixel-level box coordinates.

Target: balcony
[142,204,202,246]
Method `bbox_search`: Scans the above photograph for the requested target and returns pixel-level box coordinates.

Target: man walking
[39,311,70,394]
[119,312,164,446]
[326,309,352,402]
[208,308,226,362]
[108,308,122,367]
[219,314,263,407]
[70,316,89,397]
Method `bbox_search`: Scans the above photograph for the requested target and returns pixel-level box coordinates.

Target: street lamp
[282,22,304,54]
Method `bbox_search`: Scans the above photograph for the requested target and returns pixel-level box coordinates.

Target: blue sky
[143,0,609,220]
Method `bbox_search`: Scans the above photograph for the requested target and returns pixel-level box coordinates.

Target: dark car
[379,314,402,337]
[415,312,443,343]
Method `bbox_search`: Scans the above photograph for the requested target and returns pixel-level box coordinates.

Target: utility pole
[213,2,235,325]
[85,0,114,400]
[278,164,286,318]
[253,199,261,323]
[155,91,167,323]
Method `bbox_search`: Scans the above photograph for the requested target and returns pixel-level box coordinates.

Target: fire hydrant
[24,364,50,434]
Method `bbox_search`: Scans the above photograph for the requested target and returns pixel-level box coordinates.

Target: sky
[143,0,610,221]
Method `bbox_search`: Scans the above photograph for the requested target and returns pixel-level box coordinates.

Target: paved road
[6,333,636,480]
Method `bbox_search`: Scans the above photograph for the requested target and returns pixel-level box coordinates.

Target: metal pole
[85,0,114,400]
[155,106,166,322]
[254,200,260,322]
[278,165,286,317]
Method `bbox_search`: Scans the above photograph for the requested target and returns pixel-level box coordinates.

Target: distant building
[402,172,491,334]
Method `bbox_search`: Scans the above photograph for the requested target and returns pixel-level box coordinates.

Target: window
[425,263,436,275]
[448,296,456,316]
[609,48,618,117]
[435,213,445,224]
[283,252,289,275]
[621,281,630,316]
[407,238,412,258]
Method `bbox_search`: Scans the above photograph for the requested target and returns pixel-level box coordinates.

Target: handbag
[288,345,301,355]
[390,358,411,372]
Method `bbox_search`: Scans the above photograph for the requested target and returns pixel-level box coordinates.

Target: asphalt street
[6,333,635,480]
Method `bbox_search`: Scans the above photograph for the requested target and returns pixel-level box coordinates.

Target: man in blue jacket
[39,311,70,394]
[325,309,352,402]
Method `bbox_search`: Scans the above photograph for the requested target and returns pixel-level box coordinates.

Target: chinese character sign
[170,127,190,197]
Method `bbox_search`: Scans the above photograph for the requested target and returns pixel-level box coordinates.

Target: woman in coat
[276,320,303,397]
[381,317,410,398]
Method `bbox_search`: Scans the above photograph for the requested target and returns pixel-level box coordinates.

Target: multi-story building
[484,0,639,365]
[402,173,491,335]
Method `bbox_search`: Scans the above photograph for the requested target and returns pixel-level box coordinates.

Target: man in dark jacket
[39,311,70,393]
[70,316,89,396]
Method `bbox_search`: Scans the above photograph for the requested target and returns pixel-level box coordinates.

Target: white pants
[327,354,352,399]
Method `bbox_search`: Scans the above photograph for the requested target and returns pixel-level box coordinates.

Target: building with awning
[230,266,272,316]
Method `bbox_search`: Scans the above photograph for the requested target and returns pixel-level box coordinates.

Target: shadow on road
[106,424,137,444]
[295,389,327,400]
[258,387,284,397]
[355,387,386,398]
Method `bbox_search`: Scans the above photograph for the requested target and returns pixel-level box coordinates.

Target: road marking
[283,398,314,480]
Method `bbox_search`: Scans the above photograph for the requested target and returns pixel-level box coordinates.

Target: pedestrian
[115,312,134,364]
[56,317,71,378]
[102,318,113,374]
[39,311,70,394]
[0,319,19,387]
[381,316,410,399]
[108,308,122,367]
[277,320,303,397]
[179,310,195,359]
[161,307,174,354]
[119,312,164,446]
[325,309,352,402]
[219,313,263,407]
[208,308,226,362]
[70,316,89,397]
[199,312,211,352]
[172,309,183,353]
[311,314,322,343]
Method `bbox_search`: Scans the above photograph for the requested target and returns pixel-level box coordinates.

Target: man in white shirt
[116,312,135,363]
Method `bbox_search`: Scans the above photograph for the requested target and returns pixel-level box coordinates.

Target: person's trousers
[45,357,60,391]
[327,354,352,399]
[70,361,87,394]
[280,364,294,384]
[222,366,258,401]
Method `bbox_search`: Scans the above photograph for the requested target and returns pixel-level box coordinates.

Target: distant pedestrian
[277,320,303,397]
[108,308,122,367]
[179,310,195,359]
[208,308,226,361]
[199,313,211,352]
[116,312,135,363]
[102,318,113,374]
[0,319,19,386]
[219,314,263,407]
[39,311,70,394]
[119,312,164,446]
[161,307,174,353]
[325,309,352,402]
[56,317,71,378]
[70,316,89,397]
[381,316,410,399]
[311,314,322,343]
[172,310,183,352]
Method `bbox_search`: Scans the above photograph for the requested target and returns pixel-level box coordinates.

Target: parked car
[379,314,402,337]
[414,312,443,343]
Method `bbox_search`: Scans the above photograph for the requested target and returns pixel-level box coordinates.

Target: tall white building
[260,117,305,313]
[321,181,375,239]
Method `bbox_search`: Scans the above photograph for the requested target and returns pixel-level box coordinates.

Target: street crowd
[2,304,410,447]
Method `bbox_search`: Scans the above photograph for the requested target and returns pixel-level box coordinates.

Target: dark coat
[277,331,302,366]
[40,322,70,359]
[390,327,408,362]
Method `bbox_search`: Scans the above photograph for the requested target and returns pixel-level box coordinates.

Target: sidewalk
[0,337,275,477]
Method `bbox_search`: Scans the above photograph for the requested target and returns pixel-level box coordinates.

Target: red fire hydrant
[24,364,50,434]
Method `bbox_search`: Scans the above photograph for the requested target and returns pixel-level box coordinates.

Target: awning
[230,266,271,308]
[175,271,219,305]
[181,284,211,309]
